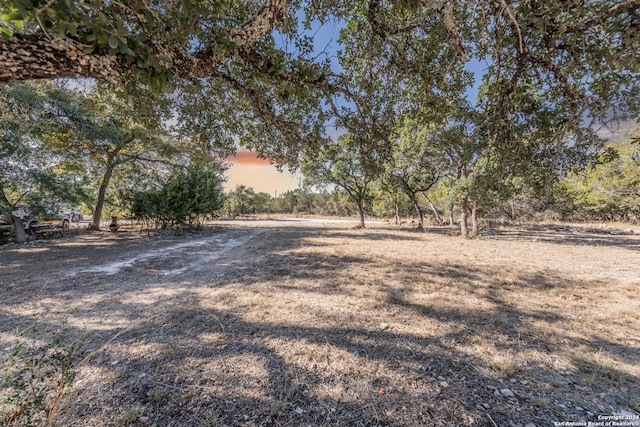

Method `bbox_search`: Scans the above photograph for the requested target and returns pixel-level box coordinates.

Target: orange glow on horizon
[223,149,301,194]
[227,150,272,166]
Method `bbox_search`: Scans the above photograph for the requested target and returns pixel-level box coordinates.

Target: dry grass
[1,222,639,426]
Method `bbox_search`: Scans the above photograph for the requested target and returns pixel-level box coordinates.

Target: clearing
[1,220,639,426]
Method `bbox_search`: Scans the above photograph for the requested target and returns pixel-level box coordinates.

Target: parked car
[42,208,71,230]
[1,206,71,234]
[66,208,83,222]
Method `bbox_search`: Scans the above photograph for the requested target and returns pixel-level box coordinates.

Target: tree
[384,118,449,229]
[223,185,257,219]
[570,135,640,223]
[125,164,225,229]
[0,81,79,242]
[58,84,177,230]
[333,0,639,236]
[370,181,413,225]
[302,134,376,228]
[4,1,636,174]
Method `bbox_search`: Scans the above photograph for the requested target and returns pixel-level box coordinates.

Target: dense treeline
[225,135,640,228]
[2,0,639,243]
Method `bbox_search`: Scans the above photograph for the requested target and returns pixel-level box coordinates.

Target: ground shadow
[1,225,638,426]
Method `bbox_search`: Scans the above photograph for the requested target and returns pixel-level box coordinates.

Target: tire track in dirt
[65,228,266,278]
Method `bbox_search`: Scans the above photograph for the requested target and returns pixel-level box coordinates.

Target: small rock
[500,388,515,398]
[295,407,304,415]
[482,403,491,409]
[525,423,536,427]
[439,381,449,388]
[438,376,446,381]
[380,323,389,331]
[509,378,517,383]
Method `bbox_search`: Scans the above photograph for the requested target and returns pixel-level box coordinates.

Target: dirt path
[1,223,639,427]
[67,228,265,277]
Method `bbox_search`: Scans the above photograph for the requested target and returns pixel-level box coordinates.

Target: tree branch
[216,71,304,158]
[564,0,640,33]
[0,0,291,83]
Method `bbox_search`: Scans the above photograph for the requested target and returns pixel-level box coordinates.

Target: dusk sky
[224,150,302,195]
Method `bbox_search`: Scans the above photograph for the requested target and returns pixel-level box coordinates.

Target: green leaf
[158,55,173,66]
[146,55,160,69]
[0,25,11,40]
[55,24,67,37]
[1,11,24,21]
[82,44,95,53]
[108,36,119,49]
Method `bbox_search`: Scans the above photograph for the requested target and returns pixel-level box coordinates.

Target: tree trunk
[92,159,116,230]
[471,204,478,236]
[449,202,455,226]
[357,202,366,228]
[422,193,444,225]
[394,202,400,225]
[460,198,469,238]
[409,195,424,230]
[12,215,27,244]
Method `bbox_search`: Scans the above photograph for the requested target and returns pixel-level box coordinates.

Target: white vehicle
[66,208,83,222]
[0,205,70,234]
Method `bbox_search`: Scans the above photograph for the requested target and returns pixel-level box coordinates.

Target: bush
[0,226,14,245]
[124,164,225,229]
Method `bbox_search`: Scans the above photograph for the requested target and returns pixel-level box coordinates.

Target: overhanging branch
[0,0,291,83]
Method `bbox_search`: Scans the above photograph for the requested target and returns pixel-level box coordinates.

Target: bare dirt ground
[1,220,639,427]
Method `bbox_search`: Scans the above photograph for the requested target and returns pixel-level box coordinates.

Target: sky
[224,149,302,195]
